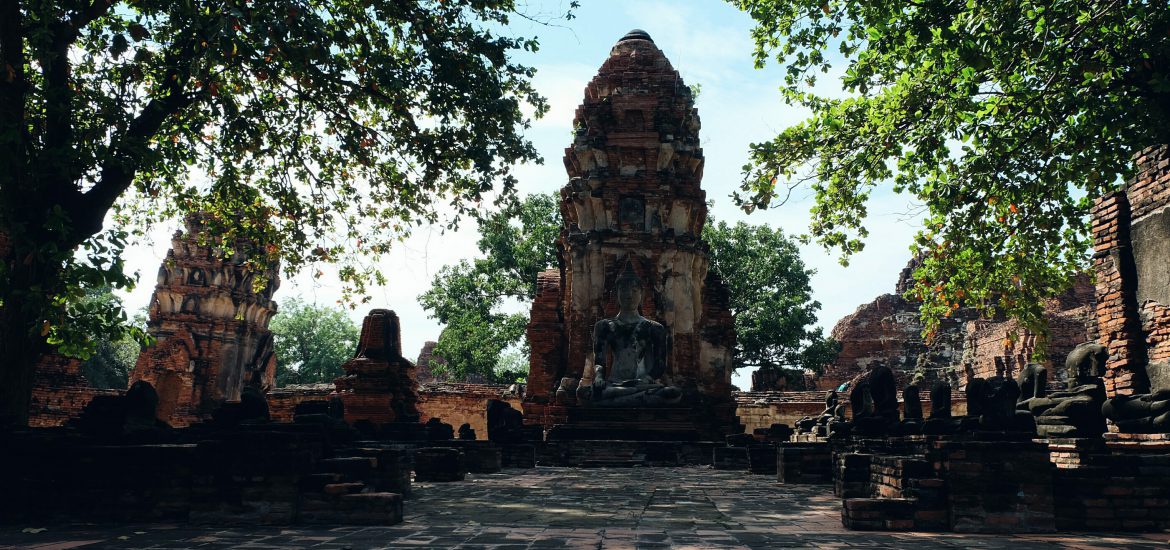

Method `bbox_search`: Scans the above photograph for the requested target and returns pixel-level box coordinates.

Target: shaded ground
[1,467,1167,549]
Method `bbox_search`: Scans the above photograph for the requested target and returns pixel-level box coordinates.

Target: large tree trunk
[0,255,54,427]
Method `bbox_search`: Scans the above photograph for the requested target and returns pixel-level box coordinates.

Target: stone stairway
[297,450,409,524]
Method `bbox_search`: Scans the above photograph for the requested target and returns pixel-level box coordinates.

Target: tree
[0,0,570,424]
[75,289,145,390]
[730,0,1170,342]
[703,220,837,378]
[418,192,558,383]
[269,298,359,386]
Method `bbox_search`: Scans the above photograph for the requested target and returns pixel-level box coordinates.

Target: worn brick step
[316,457,377,478]
[298,492,403,525]
[322,482,366,496]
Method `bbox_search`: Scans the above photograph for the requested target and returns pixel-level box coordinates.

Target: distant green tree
[419,193,558,382]
[270,298,360,386]
[75,289,145,389]
[703,220,838,378]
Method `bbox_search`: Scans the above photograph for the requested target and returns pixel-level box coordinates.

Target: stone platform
[2,467,1167,549]
[546,407,728,442]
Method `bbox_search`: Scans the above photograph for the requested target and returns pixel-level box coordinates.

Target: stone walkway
[1,467,1167,549]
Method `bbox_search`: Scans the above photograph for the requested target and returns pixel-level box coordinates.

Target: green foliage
[703,220,837,374]
[731,0,1170,341]
[75,289,146,390]
[1,0,570,421]
[419,193,558,382]
[270,297,359,386]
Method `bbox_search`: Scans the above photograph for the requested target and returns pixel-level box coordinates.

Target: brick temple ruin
[8,28,1170,538]
[523,29,740,442]
[815,259,1095,393]
[128,214,280,426]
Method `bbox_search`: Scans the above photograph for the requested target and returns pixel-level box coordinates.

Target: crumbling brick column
[1091,191,1145,396]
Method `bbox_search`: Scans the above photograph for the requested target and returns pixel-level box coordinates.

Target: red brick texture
[822,264,1094,393]
[331,309,420,426]
[1091,145,1170,397]
[961,276,1095,385]
[27,354,119,427]
[128,214,279,426]
[416,382,523,439]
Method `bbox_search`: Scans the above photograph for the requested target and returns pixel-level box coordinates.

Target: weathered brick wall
[732,390,965,433]
[824,259,1094,393]
[818,292,975,391]
[267,384,335,422]
[1091,145,1170,397]
[734,391,826,433]
[961,276,1095,386]
[524,269,564,426]
[27,354,120,427]
[417,383,523,439]
[1051,434,1170,531]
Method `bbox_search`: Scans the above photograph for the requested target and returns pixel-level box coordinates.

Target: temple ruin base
[830,432,1170,533]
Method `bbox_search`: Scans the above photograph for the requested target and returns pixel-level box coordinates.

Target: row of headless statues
[797,342,1170,438]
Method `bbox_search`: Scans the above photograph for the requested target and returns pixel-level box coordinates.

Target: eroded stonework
[1093,144,1170,431]
[332,309,420,426]
[524,30,737,434]
[820,260,1094,392]
[129,214,279,426]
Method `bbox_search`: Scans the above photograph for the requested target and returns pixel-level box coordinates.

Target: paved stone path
[2,467,1168,549]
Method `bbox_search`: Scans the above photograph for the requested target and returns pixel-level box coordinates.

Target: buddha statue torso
[595,317,665,382]
[578,260,681,407]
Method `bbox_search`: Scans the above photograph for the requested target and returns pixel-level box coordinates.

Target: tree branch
[70,42,201,244]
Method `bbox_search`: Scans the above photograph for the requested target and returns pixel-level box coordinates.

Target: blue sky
[118,0,924,389]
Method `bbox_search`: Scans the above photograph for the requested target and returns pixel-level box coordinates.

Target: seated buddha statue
[577,261,682,407]
[1018,343,1108,437]
[1103,352,1170,433]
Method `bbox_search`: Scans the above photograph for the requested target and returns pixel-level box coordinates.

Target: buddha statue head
[615,259,644,316]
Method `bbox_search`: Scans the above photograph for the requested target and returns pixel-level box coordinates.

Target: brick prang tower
[525,30,739,437]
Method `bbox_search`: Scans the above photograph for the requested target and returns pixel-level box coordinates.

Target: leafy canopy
[703,220,837,376]
[1,0,575,425]
[270,297,360,386]
[74,288,146,389]
[730,0,1170,340]
[2,0,566,361]
[418,192,559,383]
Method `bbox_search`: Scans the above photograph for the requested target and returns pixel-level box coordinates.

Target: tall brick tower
[525,30,739,439]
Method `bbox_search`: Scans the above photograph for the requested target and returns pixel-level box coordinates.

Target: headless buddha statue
[579,261,682,407]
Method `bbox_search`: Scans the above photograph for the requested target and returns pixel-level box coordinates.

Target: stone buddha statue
[1103,348,1170,432]
[578,261,682,407]
[1018,344,1108,438]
